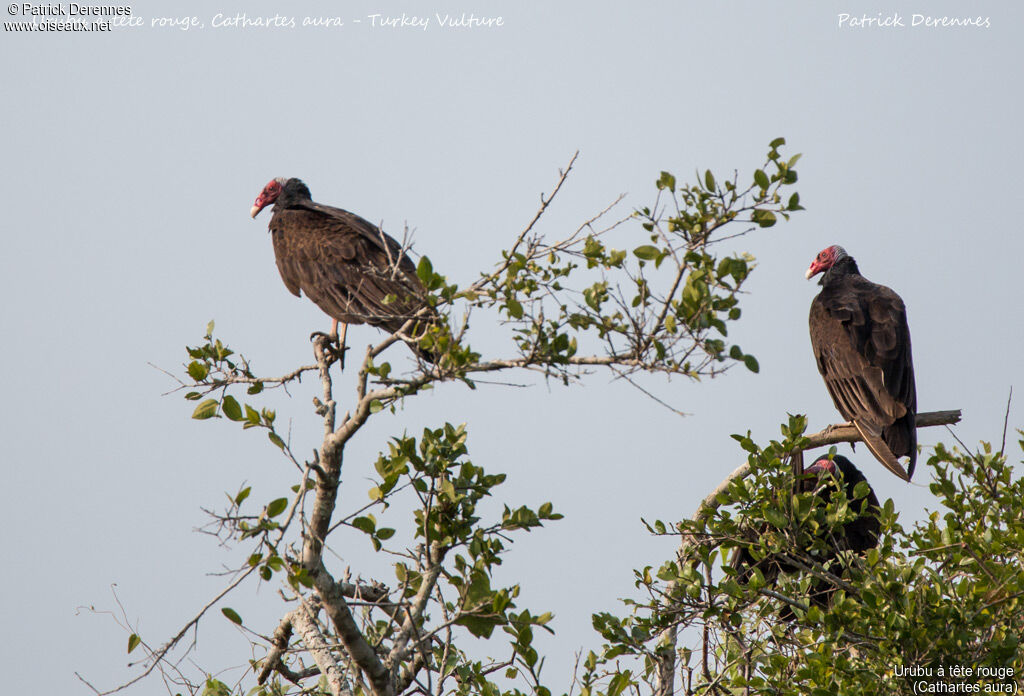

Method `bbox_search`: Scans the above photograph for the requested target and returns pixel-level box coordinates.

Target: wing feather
[269,207,430,333]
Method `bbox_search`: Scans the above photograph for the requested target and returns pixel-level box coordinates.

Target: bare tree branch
[257,613,294,685]
[293,601,352,696]
[387,542,444,676]
[316,568,394,696]
[469,151,580,294]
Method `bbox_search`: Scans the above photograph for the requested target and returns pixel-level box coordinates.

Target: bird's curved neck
[820,256,860,286]
[277,180,313,210]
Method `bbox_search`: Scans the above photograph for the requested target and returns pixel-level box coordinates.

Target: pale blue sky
[2,1,1022,693]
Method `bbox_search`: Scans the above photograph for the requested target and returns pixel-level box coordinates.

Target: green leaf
[376,527,396,540]
[633,245,660,261]
[765,507,787,528]
[743,355,759,373]
[456,614,501,638]
[608,671,633,696]
[191,399,219,420]
[754,169,770,189]
[770,136,786,149]
[416,256,433,285]
[506,298,524,319]
[853,481,871,500]
[751,209,777,228]
[657,171,676,191]
[235,487,251,505]
[353,516,376,534]
[221,395,242,421]
[268,432,286,450]
[127,633,140,654]
[291,567,314,588]
[265,498,288,518]
[704,169,716,191]
[369,400,383,414]
[187,361,208,381]
[221,607,242,625]
[205,319,215,337]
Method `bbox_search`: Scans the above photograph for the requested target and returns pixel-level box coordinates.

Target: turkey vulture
[731,454,880,614]
[250,178,439,362]
[806,245,917,481]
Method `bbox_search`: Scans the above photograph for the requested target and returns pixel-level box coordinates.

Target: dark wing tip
[852,421,911,481]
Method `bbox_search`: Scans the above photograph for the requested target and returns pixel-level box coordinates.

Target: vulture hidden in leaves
[251,178,440,363]
[806,245,918,481]
[732,454,881,615]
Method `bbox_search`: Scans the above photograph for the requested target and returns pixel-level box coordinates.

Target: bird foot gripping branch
[310,330,349,370]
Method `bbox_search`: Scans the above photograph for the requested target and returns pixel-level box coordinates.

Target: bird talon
[309,331,348,367]
[329,343,348,370]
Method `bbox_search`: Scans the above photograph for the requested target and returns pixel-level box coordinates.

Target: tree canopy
[81,141,1023,696]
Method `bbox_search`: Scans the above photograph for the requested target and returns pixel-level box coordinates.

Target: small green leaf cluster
[360,424,561,695]
[185,323,289,452]
[418,256,476,368]
[426,139,803,384]
[201,677,234,696]
[348,512,396,552]
[185,320,264,396]
[649,138,801,238]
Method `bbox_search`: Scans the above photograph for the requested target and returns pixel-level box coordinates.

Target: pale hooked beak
[250,193,268,218]
[805,260,825,280]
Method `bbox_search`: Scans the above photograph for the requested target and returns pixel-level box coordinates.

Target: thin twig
[1000,386,1013,457]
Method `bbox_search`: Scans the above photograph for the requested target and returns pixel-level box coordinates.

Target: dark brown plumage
[732,454,881,615]
[251,178,439,362]
[807,245,917,481]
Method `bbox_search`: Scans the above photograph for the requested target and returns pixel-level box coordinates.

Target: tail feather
[882,412,917,479]
[852,421,911,481]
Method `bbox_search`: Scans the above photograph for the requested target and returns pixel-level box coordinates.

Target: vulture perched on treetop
[732,454,880,615]
[250,177,440,363]
[806,245,917,481]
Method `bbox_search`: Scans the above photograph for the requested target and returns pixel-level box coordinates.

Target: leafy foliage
[456,141,802,382]
[583,421,1024,695]
[96,143,818,696]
